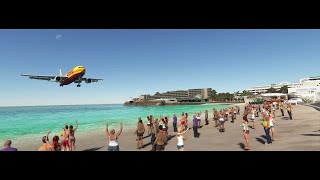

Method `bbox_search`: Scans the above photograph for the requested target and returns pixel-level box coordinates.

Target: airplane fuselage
[21,65,102,87]
[61,66,86,85]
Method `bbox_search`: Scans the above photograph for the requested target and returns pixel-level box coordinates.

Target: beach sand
[14,103,320,151]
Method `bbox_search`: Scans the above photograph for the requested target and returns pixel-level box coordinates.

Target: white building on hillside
[245,76,320,102]
[288,76,320,102]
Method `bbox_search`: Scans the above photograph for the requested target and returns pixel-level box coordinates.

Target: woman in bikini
[69,120,78,151]
[134,118,145,149]
[240,118,250,150]
[269,112,276,141]
[180,112,186,131]
[106,121,123,151]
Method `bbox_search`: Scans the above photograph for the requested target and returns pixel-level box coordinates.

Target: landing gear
[77,84,81,87]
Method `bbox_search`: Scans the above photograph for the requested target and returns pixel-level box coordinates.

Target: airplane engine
[55,76,62,82]
[85,78,92,83]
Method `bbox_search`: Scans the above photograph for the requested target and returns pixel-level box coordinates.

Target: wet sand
[15,103,320,151]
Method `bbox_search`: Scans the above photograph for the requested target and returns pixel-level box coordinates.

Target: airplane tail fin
[60,69,63,76]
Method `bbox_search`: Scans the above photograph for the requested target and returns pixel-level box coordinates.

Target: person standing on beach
[180,112,186,131]
[106,121,123,151]
[196,112,202,128]
[173,114,178,132]
[213,110,219,127]
[185,113,189,130]
[0,140,17,151]
[262,113,272,145]
[250,107,256,129]
[280,102,285,116]
[69,120,78,151]
[176,127,189,151]
[153,125,166,151]
[287,103,293,120]
[240,118,250,150]
[205,110,209,125]
[192,115,199,138]
[60,123,70,151]
[218,114,225,132]
[146,116,151,136]
[134,118,145,149]
[269,113,276,141]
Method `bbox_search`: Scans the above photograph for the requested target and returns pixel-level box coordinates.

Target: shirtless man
[153,125,166,151]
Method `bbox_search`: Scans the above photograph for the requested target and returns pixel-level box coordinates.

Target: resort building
[139,88,212,101]
[245,76,320,102]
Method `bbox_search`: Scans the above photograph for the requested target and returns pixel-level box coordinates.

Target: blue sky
[0,29,319,106]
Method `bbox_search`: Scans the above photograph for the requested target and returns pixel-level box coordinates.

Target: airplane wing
[21,74,68,81]
[74,77,103,83]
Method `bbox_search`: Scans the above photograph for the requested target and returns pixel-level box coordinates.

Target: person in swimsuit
[185,113,189,129]
[153,125,166,151]
[176,127,189,151]
[106,121,123,151]
[40,130,61,151]
[69,120,78,151]
[146,116,151,136]
[213,110,219,127]
[39,131,53,151]
[269,113,276,141]
[60,123,70,151]
[180,112,186,131]
[134,118,145,149]
[240,118,250,150]
[218,114,225,132]
[205,110,209,125]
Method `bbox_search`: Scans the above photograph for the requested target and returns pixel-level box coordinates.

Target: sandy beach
[14,103,320,151]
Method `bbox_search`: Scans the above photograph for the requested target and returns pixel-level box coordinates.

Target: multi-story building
[152,88,212,100]
[245,82,301,94]
[245,76,320,102]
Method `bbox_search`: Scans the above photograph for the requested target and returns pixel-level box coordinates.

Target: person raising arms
[69,120,78,151]
[106,121,123,151]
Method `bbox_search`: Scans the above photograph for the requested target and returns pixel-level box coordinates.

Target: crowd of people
[1,99,295,151]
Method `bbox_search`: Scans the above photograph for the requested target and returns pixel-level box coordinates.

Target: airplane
[21,66,103,87]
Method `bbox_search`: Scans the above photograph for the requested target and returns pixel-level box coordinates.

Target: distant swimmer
[21,66,103,87]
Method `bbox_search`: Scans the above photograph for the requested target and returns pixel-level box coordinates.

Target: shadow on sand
[142,134,151,140]
[261,135,267,140]
[301,134,320,136]
[140,134,177,149]
[238,143,245,150]
[256,138,265,144]
[83,146,104,151]
[281,117,290,120]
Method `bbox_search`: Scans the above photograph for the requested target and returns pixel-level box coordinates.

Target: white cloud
[55,34,63,40]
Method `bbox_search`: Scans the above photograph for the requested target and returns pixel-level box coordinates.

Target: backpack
[262,116,268,127]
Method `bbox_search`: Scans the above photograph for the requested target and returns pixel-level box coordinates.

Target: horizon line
[0,103,123,108]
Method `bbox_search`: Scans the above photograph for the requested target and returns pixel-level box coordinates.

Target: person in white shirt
[176,127,189,151]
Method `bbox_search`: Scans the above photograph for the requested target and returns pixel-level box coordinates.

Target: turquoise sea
[0,104,231,143]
